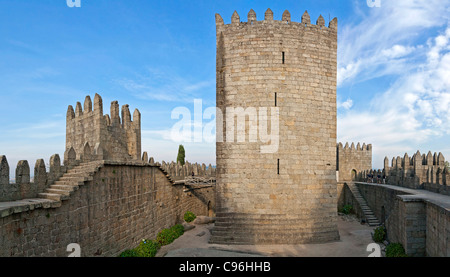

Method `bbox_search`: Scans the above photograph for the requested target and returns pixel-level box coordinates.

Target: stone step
[213,218,314,225]
[46,189,72,196]
[49,184,79,191]
[53,180,85,187]
[38,193,69,201]
[209,231,336,245]
[59,175,88,181]
[64,171,94,177]
[212,223,322,230]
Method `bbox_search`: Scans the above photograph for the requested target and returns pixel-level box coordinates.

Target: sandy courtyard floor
[156,214,379,257]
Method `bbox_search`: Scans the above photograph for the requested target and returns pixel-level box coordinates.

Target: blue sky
[0,0,450,177]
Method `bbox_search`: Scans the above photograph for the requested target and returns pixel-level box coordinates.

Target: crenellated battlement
[337,142,372,152]
[0,154,66,202]
[337,142,373,182]
[65,94,141,163]
[215,9,337,32]
[140,152,215,182]
[384,150,449,195]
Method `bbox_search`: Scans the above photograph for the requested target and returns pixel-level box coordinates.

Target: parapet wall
[384,151,449,195]
[151,155,216,181]
[355,182,449,257]
[65,94,141,163]
[337,142,372,182]
[0,154,66,202]
[0,149,215,203]
[215,8,337,31]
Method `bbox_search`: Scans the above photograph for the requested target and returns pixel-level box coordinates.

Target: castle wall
[0,162,214,257]
[65,94,141,164]
[337,142,372,182]
[212,9,339,244]
[384,151,449,195]
[0,155,65,202]
[355,182,449,257]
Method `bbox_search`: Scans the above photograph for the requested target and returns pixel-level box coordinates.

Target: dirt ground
[156,214,380,257]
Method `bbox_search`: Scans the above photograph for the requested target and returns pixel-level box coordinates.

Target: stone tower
[65,94,141,164]
[210,9,340,244]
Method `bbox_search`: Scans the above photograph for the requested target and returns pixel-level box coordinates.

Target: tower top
[215,9,337,31]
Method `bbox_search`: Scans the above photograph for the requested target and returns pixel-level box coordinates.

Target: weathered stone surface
[212,9,340,244]
[337,142,372,182]
[65,94,141,164]
[0,162,214,257]
[193,216,215,225]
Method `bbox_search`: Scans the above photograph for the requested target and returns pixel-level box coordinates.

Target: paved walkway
[157,215,378,257]
[356,182,450,209]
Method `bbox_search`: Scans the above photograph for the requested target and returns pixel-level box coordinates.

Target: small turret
[75,102,83,117]
[282,10,291,23]
[231,11,240,25]
[301,10,310,25]
[67,105,75,121]
[316,15,325,27]
[110,101,120,126]
[264,8,273,21]
[84,95,92,113]
[247,9,256,23]
[94,93,103,115]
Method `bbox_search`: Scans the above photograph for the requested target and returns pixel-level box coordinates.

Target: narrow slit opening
[277,159,280,175]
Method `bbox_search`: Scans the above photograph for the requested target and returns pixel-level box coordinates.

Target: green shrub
[119,249,138,257]
[386,243,408,257]
[184,211,196,223]
[373,226,386,243]
[120,224,185,257]
[156,224,185,246]
[172,224,185,237]
[341,205,353,215]
[134,239,160,257]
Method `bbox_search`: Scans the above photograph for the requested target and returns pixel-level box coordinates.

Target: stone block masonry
[336,142,372,182]
[384,151,449,195]
[0,91,215,256]
[211,9,340,244]
[65,94,141,163]
[0,160,214,257]
[0,154,65,202]
[355,182,449,257]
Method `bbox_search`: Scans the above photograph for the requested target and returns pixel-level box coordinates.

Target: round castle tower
[211,9,340,244]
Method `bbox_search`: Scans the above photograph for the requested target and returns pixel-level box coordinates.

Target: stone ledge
[355,182,450,210]
[0,198,59,218]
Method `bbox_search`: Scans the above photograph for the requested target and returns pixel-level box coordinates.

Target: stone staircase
[209,212,338,245]
[347,183,380,226]
[157,164,175,184]
[210,213,280,244]
[38,161,104,202]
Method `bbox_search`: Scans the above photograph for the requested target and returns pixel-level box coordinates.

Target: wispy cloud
[339,23,450,167]
[3,120,65,140]
[114,67,215,104]
[338,0,450,87]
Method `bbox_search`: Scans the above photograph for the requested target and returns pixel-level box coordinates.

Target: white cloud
[338,23,450,168]
[337,98,353,110]
[115,67,214,104]
[381,45,415,59]
[338,0,450,87]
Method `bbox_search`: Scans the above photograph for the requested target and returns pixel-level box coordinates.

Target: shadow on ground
[157,215,377,257]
